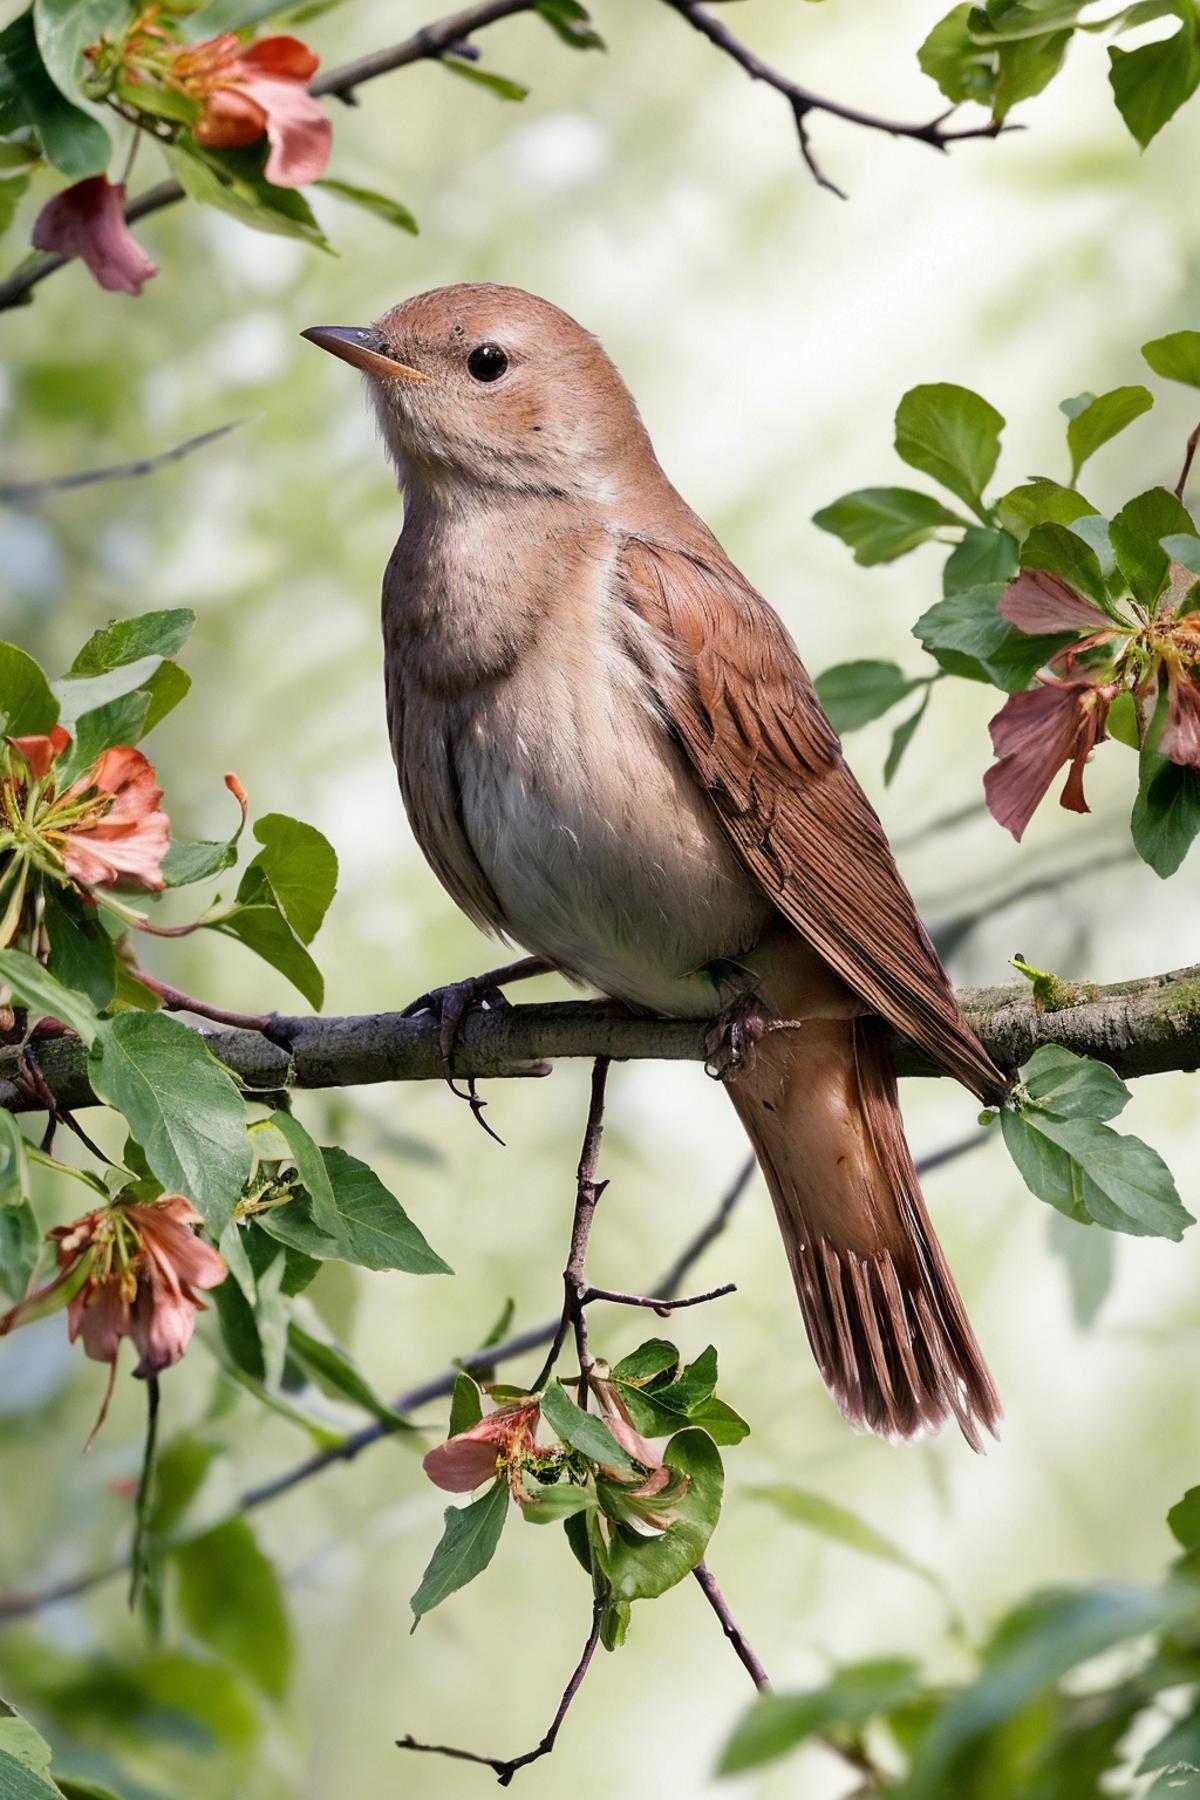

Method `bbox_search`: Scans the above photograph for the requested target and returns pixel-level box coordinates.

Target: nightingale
[303,284,1006,1449]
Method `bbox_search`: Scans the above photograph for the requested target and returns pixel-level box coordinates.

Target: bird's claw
[402,976,512,1143]
[704,993,774,1082]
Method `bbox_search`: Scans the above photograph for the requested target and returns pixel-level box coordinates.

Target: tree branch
[0,422,243,503]
[3,964,1198,1116]
[659,0,1010,195]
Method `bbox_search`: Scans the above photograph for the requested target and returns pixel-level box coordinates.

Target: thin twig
[0,423,243,504]
[1176,421,1200,500]
[531,1056,610,1397]
[581,1280,736,1316]
[660,0,1011,194]
[396,1592,605,1786]
[692,1560,770,1690]
[135,974,273,1034]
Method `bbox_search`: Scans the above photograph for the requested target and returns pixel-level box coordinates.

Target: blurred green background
[1,1,1199,1795]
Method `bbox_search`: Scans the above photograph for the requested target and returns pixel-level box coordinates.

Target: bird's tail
[726,1014,1000,1450]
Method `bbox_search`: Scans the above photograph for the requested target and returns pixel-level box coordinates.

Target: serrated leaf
[88,1011,251,1236]
[1003,1104,1192,1239]
[410,1475,508,1627]
[894,383,1005,516]
[257,1145,450,1274]
[1065,386,1153,482]
[811,487,967,565]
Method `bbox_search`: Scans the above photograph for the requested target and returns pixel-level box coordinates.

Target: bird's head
[302,282,657,501]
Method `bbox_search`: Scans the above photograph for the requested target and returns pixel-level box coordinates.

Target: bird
[302,283,1007,1450]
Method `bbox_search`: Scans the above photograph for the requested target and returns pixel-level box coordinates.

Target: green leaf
[0,1747,61,1798]
[0,947,99,1043]
[906,1583,1197,1791]
[1110,487,1196,606]
[1021,520,1112,610]
[1132,746,1200,877]
[1143,330,1200,387]
[1139,1709,1200,1777]
[43,887,116,1010]
[1064,385,1153,482]
[88,1011,252,1237]
[914,583,1072,689]
[54,656,165,723]
[811,487,966,565]
[241,813,337,944]
[813,661,924,733]
[161,835,240,887]
[718,1659,919,1775]
[535,0,604,49]
[522,1484,597,1522]
[449,1369,484,1437]
[56,691,150,784]
[1019,1044,1130,1121]
[541,1379,637,1470]
[164,139,330,246]
[749,1484,948,1600]
[611,1338,678,1382]
[942,525,1019,593]
[1109,27,1200,148]
[997,480,1098,540]
[0,1200,39,1305]
[1168,1486,1200,1552]
[258,1145,450,1274]
[286,1320,411,1429]
[1163,532,1200,577]
[69,608,194,676]
[410,1475,509,1627]
[884,687,933,786]
[993,26,1072,119]
[268,1109,339,1237]
[919,5,997,106]
[0,12,110,178]
[1047,1208,1116,1329]
[214,894,324,1009]
[33,0,129,102]
[440,57,529,101]
[0,168,30,244]
[315,177,417,235]
[894,383,1005,516]
[0,643,59,736]
[172,1516,292,1699]
[1003,1107,1192,1239]
[602,1429,723,1602]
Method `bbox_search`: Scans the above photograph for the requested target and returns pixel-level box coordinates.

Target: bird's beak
[300,325,429,383]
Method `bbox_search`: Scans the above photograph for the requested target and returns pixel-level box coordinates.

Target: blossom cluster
[985,562,1200,840]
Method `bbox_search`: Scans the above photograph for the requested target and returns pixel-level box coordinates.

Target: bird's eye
[467,343,508,383]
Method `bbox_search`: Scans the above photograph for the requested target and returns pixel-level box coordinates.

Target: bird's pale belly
[453,700,773,1018]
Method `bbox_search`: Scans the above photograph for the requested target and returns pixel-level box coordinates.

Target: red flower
[57,744,170,892]
[9,727,70,783]
[1,1195,225,1438]
[423,1397,542,1501]
[170,34,331,187]
[984,677,1115,841]
[32,178,158,296]
[1162,667,1200,769]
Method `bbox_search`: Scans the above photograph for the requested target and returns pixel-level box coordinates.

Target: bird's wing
[618,533,1005,1100]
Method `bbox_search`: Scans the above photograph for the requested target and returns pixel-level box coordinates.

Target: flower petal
[241,75,332,186]
[61,745,170,892]
[423,1433,505,1492]
[32,178,158,297]
[1162,670,1200,769]
[8,727,70,781]
[194,85,267,148]
[998,570,1112,638]
[984,681,1102,841]
[239,35,319,81]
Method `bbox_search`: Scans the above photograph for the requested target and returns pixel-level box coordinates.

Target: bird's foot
[401,957,550,1144]
[704,992,774,1082]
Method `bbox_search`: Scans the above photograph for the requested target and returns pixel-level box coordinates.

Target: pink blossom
[171,34,331,187]
[423,1398,541,1496]
[59,745,170,892]
[7,726,70,782]
[984,678,1113,841]
[998,569,1113,638]
[32,178,158,296]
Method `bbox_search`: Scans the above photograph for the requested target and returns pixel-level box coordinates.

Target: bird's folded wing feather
[618,534,1007,1101]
